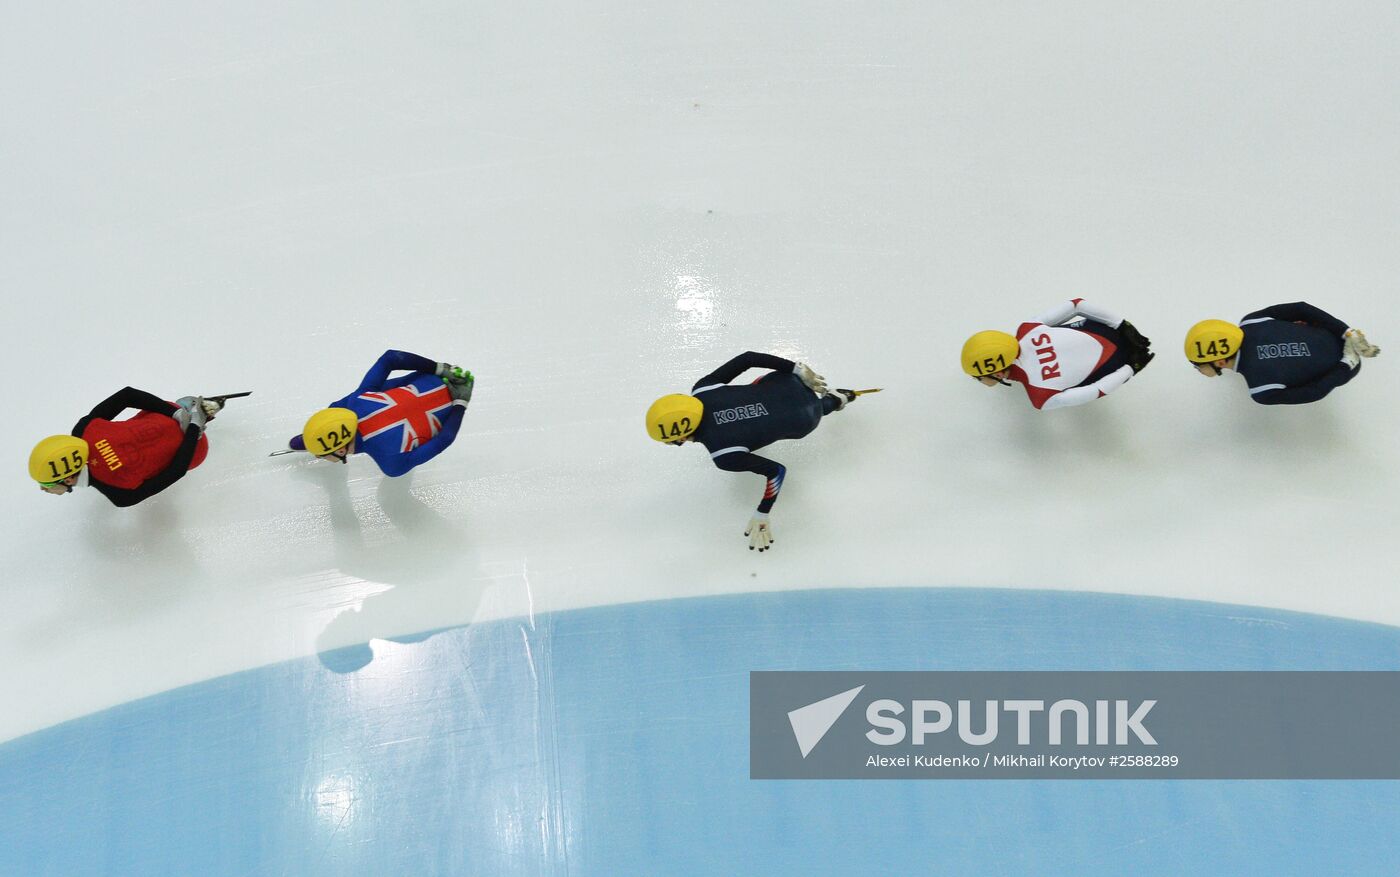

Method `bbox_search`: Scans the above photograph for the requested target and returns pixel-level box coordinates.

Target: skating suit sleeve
[87,423,203,507]
[1036,365,1134,410]
[1248,363,1358,405]
[373,402,468,477]
[1243,302,1348,337]
[1032,298,1124,330]
[73,387,178,437]
[691,352,795,393]
[710,450,787,514]
[355,350,440,394]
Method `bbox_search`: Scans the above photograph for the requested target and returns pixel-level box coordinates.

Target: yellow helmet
[29,435,89,484]
[1184,319,1244,363]
[646,394,703,443]
[302,408,359,456]
[961,330,1020,377]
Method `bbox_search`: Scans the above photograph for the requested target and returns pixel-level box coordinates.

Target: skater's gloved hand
[745,513,774,552]
[450,375,473,403]
[172,396,208,431]
[794,363,828,396]
[1118,320,1151,352]
[1344,329,1380,359]
[1342,347,1362,370]
[442,364,476,403]
[1130,350,1155,374]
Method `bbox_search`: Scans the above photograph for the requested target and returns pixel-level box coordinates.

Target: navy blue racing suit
[689,352,841,514]
[1234,303,1358,405]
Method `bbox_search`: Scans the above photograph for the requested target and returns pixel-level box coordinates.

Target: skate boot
[829,389,858,411]
[197,392,251,422]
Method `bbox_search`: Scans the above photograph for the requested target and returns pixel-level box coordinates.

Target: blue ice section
[3,588,1399,876]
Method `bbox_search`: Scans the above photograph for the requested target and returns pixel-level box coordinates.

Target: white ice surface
[2,1,1398,743]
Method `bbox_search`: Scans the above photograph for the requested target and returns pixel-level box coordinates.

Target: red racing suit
[72,387,209,507]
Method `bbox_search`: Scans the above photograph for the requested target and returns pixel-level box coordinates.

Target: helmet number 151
[974,354,1007,376]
